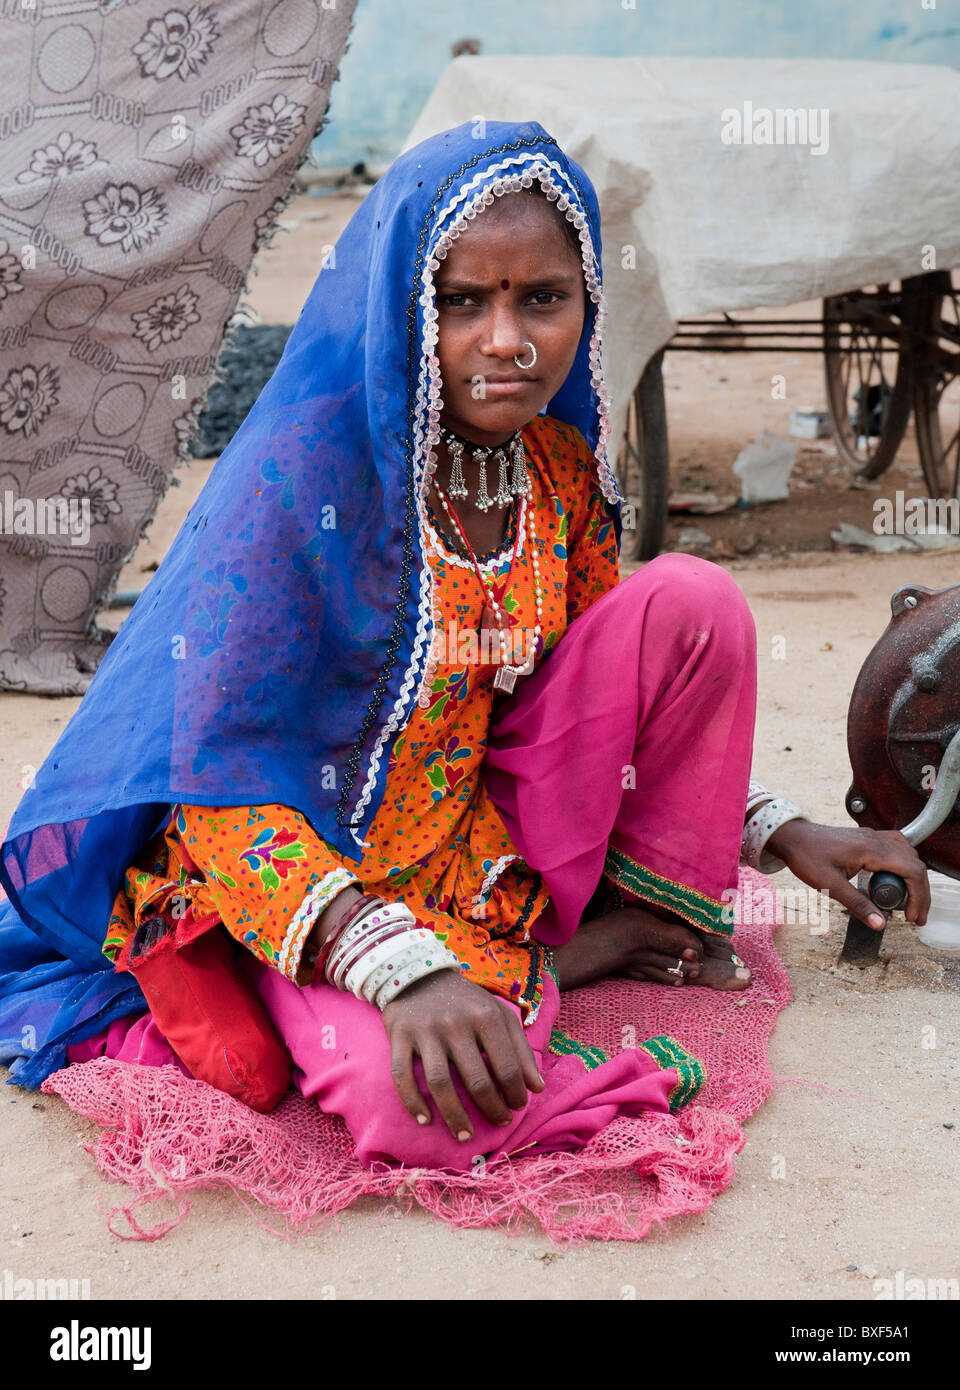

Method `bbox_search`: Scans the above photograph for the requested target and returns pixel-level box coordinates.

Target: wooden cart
[617,269,960,560]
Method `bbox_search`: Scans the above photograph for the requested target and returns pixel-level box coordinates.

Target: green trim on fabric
[638,1034,707,1112]
[547,1027,610,1072]
[603,845,733,938]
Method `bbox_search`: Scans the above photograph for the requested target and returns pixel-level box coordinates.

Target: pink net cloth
[42,867,790,1244]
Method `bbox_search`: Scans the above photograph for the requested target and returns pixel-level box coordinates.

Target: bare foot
[554,907,751,992]
[678,929,752,991]
[617,911,751,991]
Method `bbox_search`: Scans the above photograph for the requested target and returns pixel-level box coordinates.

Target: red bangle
[311,893,383,980]
[333,892,382,935]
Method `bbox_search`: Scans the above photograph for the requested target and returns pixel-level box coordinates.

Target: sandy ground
[0,193,957,1300]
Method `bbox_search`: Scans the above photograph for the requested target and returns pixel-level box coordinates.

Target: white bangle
[323,897,462,1009]
[335,920,413,991]
[359,931,440,1002]
[745,778,775,817]
[327,903,416,989]
[373,949,461,1010]
[345,929,430,999]
[742,795,808,873]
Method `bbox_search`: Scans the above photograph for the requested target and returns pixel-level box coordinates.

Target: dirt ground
[658,313,940,561]
[0,193,957,1300]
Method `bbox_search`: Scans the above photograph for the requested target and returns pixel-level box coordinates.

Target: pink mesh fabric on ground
[42,868,791,1244]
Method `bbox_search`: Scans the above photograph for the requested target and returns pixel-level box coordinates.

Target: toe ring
[666,958,685,977]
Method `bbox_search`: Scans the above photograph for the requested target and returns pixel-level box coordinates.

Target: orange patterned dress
[103,414,620,1025]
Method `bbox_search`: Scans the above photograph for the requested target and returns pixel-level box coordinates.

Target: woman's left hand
[765,818,931,930]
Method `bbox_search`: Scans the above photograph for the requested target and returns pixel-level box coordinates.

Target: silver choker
[437,423,530,511]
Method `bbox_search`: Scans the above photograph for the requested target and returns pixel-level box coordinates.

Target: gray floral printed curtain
[0,0,356,693]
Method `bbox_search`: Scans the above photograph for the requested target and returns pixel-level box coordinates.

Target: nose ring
[513,342,537,370]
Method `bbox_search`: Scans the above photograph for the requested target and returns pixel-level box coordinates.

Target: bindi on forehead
[500,278,509,290]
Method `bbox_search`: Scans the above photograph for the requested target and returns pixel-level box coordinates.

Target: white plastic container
[788,407,830,440]
[917,871,960,953]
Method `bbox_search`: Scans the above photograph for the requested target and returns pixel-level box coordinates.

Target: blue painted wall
[316,0,958,169]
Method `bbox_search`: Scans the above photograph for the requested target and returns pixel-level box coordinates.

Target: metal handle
[843,726,960,962]
[868,870,908,912]
[860,725,960,923]
[897,725,960,847]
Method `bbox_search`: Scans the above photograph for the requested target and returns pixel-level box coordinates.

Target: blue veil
[0,119,622,1087]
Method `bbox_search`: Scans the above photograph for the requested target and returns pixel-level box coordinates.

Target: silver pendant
[494,448,512,508]
[448,439,468,499]
[475,449,493,512]
[510,436,529,496]
[438,423,525,509]
[494,665,518,694]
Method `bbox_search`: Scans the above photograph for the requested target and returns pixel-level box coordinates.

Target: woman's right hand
[381,970,545,1142]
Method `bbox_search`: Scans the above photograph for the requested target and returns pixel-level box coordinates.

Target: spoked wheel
[615,349,669,561]
[909,270,960,499]
[823,284,914,476]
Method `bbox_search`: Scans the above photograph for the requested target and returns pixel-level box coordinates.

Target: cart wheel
[910,270,960,499]
[615,350,669,561]
[823,284,913,477]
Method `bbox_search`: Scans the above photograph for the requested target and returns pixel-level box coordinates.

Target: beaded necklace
[431,478,543,694]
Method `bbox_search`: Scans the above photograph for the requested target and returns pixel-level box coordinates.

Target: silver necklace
[431,478,543,694]
[437,422,530,512]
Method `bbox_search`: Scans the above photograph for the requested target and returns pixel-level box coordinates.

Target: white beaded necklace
[431,477,543,695]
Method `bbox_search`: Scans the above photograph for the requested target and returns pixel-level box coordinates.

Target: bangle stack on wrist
[323,897,461,1010]
[745,779,774,818]
[306,891,380,980]
[741,779,808,874]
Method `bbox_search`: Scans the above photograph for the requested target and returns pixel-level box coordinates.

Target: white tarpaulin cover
[404,56,960,450]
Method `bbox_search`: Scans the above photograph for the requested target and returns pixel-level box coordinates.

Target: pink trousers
[73,553,759,1169]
